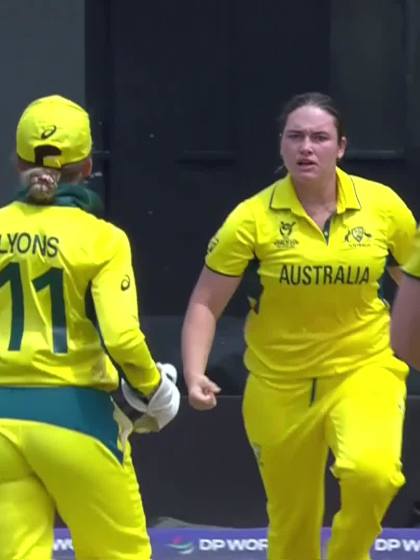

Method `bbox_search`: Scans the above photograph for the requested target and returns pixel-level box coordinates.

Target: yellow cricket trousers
[242,365,406,560]
[0,419,150,560]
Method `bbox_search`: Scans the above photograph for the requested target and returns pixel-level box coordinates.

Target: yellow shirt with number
[0,197,159,395]
[205,167,416,383]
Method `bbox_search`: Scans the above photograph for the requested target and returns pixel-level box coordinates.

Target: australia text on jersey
[279,264,370,285]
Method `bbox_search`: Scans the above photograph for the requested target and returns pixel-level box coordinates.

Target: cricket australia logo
[275,221,299,249]
[344,226,372,247]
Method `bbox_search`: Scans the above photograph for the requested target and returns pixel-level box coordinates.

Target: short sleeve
[205,199,256,276]
[403,228,420,279]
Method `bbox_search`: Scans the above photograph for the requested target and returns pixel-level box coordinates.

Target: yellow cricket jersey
[205,167,416,382]
[403,227,420,279]
[0,187,160,395]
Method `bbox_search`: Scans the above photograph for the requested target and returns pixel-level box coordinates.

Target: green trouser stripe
[0,386,122,462]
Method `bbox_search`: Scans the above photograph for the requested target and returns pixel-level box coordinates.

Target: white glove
[121,363,180,433]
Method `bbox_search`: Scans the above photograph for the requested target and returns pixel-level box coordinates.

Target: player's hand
[187,375,221,411]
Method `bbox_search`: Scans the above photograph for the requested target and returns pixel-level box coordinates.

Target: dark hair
[278,92,345,140]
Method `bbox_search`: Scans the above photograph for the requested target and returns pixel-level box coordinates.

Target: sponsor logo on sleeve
[121,275,131,291]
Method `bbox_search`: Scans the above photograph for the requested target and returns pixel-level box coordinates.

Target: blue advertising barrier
[53,527,420,559]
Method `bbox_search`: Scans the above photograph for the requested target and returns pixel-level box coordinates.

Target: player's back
[0,200,118,390]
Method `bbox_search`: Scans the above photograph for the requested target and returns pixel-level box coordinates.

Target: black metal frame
[84,0,113,211]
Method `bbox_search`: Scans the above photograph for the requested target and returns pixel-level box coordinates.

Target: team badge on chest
[344,226,372,247]
[274,221,299,249]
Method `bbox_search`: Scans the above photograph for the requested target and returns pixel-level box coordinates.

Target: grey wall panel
[0,0,85,204]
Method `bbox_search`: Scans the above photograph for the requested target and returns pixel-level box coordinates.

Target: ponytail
[20,167,61,204]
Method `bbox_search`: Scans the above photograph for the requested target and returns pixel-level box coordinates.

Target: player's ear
[82,157,93,178]
[337,136,347,161]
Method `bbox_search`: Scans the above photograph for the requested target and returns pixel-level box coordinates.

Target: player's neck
[293,176,337,212]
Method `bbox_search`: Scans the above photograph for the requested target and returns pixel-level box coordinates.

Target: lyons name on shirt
[279,264,370,285]
[0,233,59,257]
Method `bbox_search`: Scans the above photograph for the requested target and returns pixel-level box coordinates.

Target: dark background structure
[87,0,420,394]
[0,0,419,529]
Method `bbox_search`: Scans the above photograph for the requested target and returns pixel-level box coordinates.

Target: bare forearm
[391,275,420,370]
[388,266,402,285]
[182,267,241,408]
[182,302,217,388]
[392,313,420,370]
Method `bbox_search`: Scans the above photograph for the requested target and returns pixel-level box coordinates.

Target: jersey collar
[14,183,104,217]
[269,167,362,215]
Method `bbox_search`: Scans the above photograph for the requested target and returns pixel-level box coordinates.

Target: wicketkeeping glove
[120,362,180,433]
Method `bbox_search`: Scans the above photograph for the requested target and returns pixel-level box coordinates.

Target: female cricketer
[182,92,417,560]
[0,95,179,560]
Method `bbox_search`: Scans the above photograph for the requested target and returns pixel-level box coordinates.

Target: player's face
[280,105,346,185]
